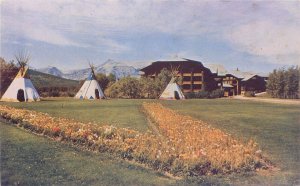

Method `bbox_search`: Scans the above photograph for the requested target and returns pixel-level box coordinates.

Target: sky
[1,0,300,73]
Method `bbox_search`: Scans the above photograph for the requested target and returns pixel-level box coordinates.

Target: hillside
[29,69,80,89]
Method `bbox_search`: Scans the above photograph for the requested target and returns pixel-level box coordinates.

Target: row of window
[182,84,202,90]
[183,76,202,81]
[223,80,237,84]
[225,76,235,80]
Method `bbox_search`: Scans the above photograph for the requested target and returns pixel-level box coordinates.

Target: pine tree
[267,66,299,99]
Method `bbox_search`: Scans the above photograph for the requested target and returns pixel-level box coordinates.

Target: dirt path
[232,95,300,105]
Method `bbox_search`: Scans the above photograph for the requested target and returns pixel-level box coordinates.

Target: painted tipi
[1,63,40,102]
[159,78,185,100]
[75,65,105,100]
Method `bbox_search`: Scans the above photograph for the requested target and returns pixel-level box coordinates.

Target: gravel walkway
[232,95,300,105]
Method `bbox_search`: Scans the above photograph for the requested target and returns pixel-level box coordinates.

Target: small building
[240,75,266,95]
[140,58,217,93]
[205,64,241,96]
[203,64,267,97]
[222,74,241,96]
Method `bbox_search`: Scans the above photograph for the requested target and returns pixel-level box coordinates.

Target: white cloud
[226,21,300,65]
[24,25,84,47]
[98,38,131,54]
[2,0,300,66]
[1,0,232,37]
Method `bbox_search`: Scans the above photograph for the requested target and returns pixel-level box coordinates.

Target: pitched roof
[140,58,210,73]
[241,74,257,81]
[228,70,254,79]
[157,57,189,62]
[204,63,228,76]
[223,83,233,88]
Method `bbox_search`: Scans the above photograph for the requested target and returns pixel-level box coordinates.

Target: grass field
[0,122,175,186]
[1,98,149,132]
[1,98,299,185]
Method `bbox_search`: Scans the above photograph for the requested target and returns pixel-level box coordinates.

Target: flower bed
[142,103,270,175]
[0,104,270,177]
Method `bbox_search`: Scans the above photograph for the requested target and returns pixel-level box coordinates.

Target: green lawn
[0,122,175,186]
[1,98,149,132]
[1,98,299,185]
[162,99,300,185]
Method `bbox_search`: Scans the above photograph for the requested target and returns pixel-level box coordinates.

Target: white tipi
[75,65,105,100]
[1,66,40,102]
[159,78,185,100]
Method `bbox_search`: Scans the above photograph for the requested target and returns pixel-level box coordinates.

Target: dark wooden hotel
[140,58,217,93]
[140,58,267,96]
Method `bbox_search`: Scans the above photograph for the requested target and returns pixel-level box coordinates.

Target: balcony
[183,73,192,76]
[193,81,202,84]
[182,81,192,84]
[193,73,202,76]
[183,89,192,93]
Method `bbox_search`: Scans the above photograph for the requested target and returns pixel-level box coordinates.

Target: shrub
[184,91,209,99]
[184,90,224,99]
[209,89,224,98]
[105,77,143,98]
[244,91,255,97]
[50,91,60,97]
[0,58,18,97]
[67,92,75,97]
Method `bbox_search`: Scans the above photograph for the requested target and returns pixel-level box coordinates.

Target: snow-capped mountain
[37,66,64,77]
[36,59,148,80]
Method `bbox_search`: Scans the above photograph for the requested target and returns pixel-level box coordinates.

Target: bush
[37,86,78,98]
[244,91,255,97]
[0,58,18,97]
[67,92,75,97]
[184,90,224,99]
[209,89,224,98]
[105,77,143,98]
[50,91,60,97]
[184,91,209,99]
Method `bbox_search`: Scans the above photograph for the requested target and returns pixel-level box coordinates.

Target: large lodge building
[140,58,267,96]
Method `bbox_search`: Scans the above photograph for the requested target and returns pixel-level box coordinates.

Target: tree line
[267,66,299,99]
[2,56,299,99]
[0,57,18,97]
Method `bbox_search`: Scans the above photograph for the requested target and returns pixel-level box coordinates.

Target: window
[192,84,202,90]
[193,76,202,81]
[182,84,191,90]
[183,76,191,81]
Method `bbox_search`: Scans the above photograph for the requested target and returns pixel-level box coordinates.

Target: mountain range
[37,59,151,80]
[35,59,268,81]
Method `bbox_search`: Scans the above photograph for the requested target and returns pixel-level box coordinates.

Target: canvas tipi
[159,78,185,100]
[75,64,105,100]
[1,57,40,102]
